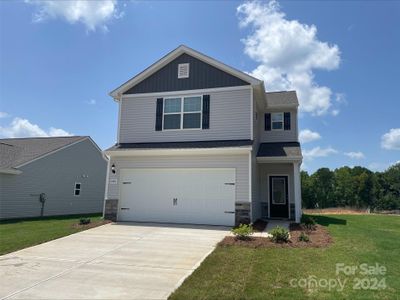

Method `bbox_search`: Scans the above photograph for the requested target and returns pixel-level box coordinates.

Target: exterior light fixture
[111,164,116,174]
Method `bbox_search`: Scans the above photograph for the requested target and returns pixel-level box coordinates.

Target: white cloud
[0,112,10,118]
[303,146,338,160]
[25,0,122,32]
[369,161,400,172]
[299,129,321,143]
[86,99,96,105]
[0,117,72,138]
[237,1,342,116]
[381,128,400,150]
[344,151,365,159]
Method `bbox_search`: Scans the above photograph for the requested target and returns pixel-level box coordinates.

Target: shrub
[231,224,254,240]
[301,215,317,231]
[270,226,290,243]
[298,231,310,242]
[79,218,91,225]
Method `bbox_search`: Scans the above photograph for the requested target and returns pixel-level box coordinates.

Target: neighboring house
[0,136,107,219]
[104,45,302,226]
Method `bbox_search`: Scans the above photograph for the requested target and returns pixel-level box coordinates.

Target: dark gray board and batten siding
[123,53,250,94]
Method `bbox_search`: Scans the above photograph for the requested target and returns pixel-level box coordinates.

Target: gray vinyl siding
[123,53,249,94]
[258,109,298,143]
[119,87,252,143]
[106,154,249,205]
[0,139,107,219]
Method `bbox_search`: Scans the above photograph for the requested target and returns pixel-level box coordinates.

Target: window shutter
[265,113,271,131]
[284,112,291,130]
[202,95,210,129]
[155,98,163,131]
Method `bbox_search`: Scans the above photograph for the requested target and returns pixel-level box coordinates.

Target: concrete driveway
[0,223,228,300]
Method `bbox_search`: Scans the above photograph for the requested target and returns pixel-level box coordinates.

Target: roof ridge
[0,136,87,141]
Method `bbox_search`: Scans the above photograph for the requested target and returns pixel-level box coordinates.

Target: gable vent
[178,63,189,79]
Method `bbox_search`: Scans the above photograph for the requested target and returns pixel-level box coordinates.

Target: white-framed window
[271,112,284,130]
[74,182,81,196]
[163,96,202,130]
[178,63,189,79]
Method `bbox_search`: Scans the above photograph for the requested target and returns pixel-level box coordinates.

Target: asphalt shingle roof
[265,91,299,107]
[0,136,87,168]
[106,139,253,151]
[257,142,302,158]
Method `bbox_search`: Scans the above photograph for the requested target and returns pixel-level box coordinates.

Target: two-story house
[103,45,302,226]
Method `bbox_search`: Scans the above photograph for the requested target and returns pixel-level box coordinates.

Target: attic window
[178,63,189,79]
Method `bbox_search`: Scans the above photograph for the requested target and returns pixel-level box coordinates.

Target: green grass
[0,214,103,255]
[170,215,400,300]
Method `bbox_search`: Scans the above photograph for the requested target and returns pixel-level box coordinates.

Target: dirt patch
[303,208,370,215]
[252,219,268,232]
[71,219,111,230]
[220,224,332,248]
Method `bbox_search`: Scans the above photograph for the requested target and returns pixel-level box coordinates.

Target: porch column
[293,162,302,223]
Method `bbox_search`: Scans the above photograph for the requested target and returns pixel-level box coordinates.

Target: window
[163,96,202,130]
[272,178,286,205]
[178,63,189,78]
[74,182,81,196]
[271,112,284,130]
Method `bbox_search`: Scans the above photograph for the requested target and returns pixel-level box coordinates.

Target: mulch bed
[252,219,268,232]
[71,219,111,230]
[220,224,332,248]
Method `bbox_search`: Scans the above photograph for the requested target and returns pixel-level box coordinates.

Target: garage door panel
[118,168,235,226]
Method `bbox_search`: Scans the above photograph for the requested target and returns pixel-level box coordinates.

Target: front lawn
[170,214,400,300]
[0,214,106,255]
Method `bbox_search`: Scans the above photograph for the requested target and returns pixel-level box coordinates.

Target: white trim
[293,162,302,223]
[271,112,284,131]
[248,150,252,222]
[120,85,251,100]
[0,168,22,175]
[103,156,111,218]
[177,63,189,79]
[110,45,261,98]
[250,87,254,140]
[267,174,291,220]
[257,156,302,163]
[162,95,202,130]
[74,182,82,197]
[105,146,252,157]
[117,96,122,143]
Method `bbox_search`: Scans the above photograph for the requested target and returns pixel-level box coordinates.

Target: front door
[269,176,289,218]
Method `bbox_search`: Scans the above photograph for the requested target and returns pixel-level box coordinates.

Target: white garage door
[118,168,236,226]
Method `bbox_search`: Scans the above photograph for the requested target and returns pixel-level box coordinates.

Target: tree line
[301,163,400,210]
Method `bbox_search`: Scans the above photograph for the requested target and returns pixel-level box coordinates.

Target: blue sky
[0,0,399,173]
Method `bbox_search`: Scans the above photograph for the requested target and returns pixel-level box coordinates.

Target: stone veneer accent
[290,203,295,221]
[235,201,251,225]
[104,199,118,221]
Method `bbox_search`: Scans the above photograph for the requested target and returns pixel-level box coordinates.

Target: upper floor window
[74,182,81,196]
[265,112,291,131]
[163,96,202,130]
[271,112,284,130]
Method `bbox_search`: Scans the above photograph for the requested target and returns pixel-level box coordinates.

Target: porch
[253,142,302,223]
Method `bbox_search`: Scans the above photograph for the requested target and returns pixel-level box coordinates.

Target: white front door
[118,168,236,226]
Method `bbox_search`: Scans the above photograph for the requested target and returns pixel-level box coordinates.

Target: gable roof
[0,136,88,169]
[110,45,262,99]
[265,91,299,108]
